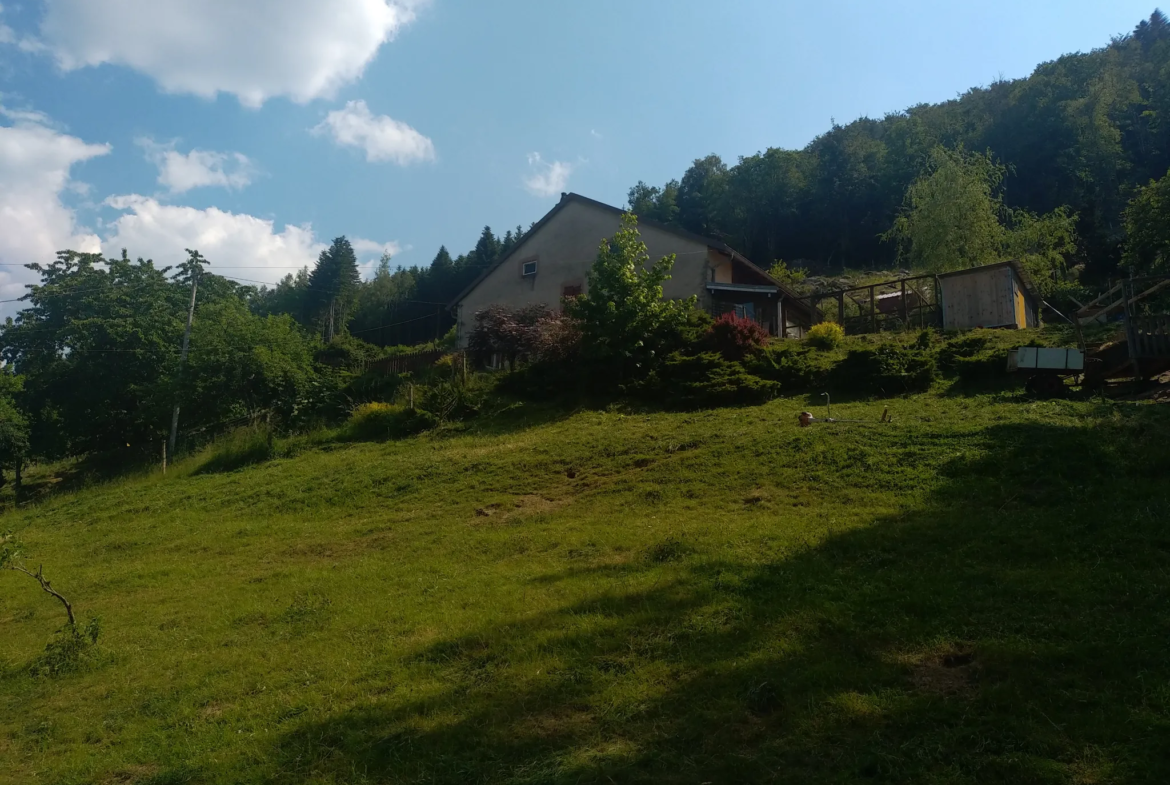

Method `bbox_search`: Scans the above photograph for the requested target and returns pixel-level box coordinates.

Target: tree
[627,180,680,226]
[307,237,361,342]
[884,146,1009,272]
[1,249,318,461]
[254,267,311,324]
[884,146,1078,289]
[0,369,29,488]
[182,299,317,429]
[1,251,183,458]
[566,214,696,379]
[677,155,728,236]
[1123,167,1170,274]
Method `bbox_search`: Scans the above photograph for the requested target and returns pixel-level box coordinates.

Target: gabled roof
[449,192,816,320]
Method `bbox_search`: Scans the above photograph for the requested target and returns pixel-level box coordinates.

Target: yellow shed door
[1014,284,1027,328]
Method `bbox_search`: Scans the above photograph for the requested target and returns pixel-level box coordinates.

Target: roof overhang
[706,283,780,295]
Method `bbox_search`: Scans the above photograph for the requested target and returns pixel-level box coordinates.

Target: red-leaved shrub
[469,305,580,368]
[707,312,769,361]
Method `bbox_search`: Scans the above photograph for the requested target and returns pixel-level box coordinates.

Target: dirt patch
[471,495,568,525]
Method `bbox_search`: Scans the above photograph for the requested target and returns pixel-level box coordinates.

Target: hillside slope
[1,392,1169,784]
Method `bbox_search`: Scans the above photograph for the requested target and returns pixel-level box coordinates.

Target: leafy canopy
[884,146,1078,292]
[566,213,696,376]
[1123,167,1170,275]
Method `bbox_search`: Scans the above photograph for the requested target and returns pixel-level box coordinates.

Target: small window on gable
[562,284,582,299]
[521,260,538,277]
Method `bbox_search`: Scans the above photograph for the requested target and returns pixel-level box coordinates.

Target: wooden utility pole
[168,271,199,462]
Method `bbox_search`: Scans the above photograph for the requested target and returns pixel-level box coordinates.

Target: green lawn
[1,390,1169,784]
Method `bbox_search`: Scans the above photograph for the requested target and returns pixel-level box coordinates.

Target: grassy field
[1,386,1169,784]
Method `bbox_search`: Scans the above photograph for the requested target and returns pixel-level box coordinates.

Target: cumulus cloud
[138,138,257,194]
[100,196,403,286]
[0,108,109,302]
[523,153,573,198]
[352,238,403,261]
[100,195,324,279]
[34,0,426,107]
[312,100,435,165]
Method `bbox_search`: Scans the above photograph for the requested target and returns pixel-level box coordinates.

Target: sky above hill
[0,0,1160,310]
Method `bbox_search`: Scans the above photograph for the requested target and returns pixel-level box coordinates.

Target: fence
[363,348,450,375]
[795,274,943,335]
[1130,315,1170,359]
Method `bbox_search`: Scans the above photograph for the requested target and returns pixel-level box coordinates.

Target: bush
[339,369,407,409]
[807,322,846,350]
[314,334,385,370]
[345,403,438,441]
[745,345,835,393]
[707,313,770,361]
[468,305,573,369]
[196,425,276,474]
[652,352,780,409]
[31,617,101,678]
[936,333,1014,385]
[830,345,936,395]
[420,380,486,422]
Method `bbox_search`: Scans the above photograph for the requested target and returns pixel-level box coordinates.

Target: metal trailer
[1007,347,1086,397]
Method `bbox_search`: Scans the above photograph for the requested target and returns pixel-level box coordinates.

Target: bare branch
[4,563,76,628]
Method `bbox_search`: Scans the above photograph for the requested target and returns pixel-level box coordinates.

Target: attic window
[521,260,538,277]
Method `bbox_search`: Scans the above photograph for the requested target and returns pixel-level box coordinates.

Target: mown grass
[1,387,1168,784]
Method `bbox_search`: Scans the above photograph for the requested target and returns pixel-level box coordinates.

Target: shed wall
[940,266,1024,330]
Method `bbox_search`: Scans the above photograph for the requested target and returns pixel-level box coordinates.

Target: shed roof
[449,193,816,321]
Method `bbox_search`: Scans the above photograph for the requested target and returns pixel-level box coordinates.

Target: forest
[2,11,1170,472]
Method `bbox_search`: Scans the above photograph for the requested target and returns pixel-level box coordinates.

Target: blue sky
[0,0,1159,308]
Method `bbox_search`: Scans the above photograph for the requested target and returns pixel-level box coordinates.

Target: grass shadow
[255,407,1170,783]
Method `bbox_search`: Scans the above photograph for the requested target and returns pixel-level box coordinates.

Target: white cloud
[0,3,12,45]
[100,196,402,286]
[352,238,403,261]
[33,0,426,108]
[100,195,324,280]
[312,100,435,165]
[0,108,109,303]
[353,239,406,280]
[138,138,257,194]
[523,153,573,198]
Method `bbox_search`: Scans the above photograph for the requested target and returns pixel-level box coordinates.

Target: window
[521,260,538,277]
[562,285,582,299]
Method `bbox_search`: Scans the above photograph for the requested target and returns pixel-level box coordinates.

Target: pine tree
[307,236,360,342]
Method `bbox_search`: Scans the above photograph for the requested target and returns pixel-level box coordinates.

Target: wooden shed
[938,262,1039,330]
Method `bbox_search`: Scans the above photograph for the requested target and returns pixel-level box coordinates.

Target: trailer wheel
[1026,374,1065,399]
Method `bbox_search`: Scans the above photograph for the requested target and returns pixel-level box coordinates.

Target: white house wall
[455,199,713,346]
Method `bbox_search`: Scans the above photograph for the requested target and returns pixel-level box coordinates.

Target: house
[937,261,1039,330]
[449,193,817,346]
